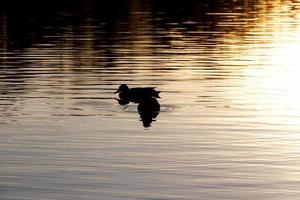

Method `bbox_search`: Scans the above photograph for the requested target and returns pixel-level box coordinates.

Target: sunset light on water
[1,0,300,199]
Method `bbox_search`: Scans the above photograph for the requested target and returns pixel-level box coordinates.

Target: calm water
[1,0,300,199]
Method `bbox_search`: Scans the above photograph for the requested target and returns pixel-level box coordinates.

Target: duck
[114,84,160,103]
[137,95,160,113]
[137,95,160,127]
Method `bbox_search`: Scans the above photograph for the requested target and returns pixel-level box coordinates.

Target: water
[1,0,300,199]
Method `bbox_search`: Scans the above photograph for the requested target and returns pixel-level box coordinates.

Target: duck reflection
[114,84,161,127]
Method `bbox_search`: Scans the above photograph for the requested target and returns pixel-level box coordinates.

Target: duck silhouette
[137,95,160,127]
[138,95,160,113]
[114,84,160,103]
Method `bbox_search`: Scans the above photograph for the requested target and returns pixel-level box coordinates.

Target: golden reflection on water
[1,0,300,199]
[1,1,299,124]
[234,0,300,126]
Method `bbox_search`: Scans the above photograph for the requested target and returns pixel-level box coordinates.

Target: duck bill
[113,89,120,94]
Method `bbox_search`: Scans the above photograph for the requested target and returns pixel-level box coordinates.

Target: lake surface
[1,0,300,199]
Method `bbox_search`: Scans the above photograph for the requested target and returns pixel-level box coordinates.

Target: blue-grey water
[1,0,300,199]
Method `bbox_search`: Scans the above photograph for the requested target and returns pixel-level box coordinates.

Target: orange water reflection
[1,1,300,199]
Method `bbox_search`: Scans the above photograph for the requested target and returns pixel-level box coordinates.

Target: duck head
[138,97,160,128]
[114,84,130,94]
[139,112,159,128]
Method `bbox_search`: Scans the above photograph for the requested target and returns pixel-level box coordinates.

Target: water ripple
[1,0,300,199]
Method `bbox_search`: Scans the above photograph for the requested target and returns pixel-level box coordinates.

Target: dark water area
[1,0,300,199]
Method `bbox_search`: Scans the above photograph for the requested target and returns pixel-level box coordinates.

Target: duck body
[138,95,160,113]
[138,95,160,127]
[114,84,160,103]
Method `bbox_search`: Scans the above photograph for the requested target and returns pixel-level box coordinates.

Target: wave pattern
[1,0,300,199]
